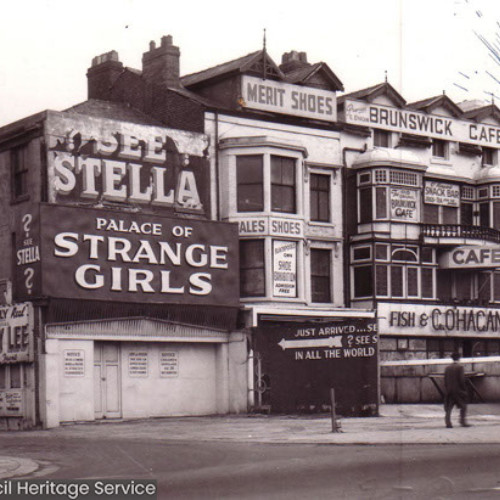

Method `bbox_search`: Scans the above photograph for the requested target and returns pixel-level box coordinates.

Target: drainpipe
[342,146,367,308]
[214,111,220,221]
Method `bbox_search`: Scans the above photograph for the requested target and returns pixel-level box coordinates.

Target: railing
[420,224,500,243]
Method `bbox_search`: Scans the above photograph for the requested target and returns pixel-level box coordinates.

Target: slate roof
[408,94,463,117]
[338,82,406,107]
[65,99,165,126]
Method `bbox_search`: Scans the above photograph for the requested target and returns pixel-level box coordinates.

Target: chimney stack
[279,51,310,73]
[142,35,180,88]
[87,50,124,100]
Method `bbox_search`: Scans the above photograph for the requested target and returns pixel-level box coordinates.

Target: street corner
[0,456,39,479]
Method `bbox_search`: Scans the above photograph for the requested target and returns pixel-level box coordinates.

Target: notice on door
[64,349,85,377]
[0,389,24,416]
[160,352,179,377]
[129,352,148,377]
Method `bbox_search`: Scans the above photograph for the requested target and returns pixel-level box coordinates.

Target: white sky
[1,0,499,128]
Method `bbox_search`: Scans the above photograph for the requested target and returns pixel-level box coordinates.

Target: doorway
[94,342,121,419]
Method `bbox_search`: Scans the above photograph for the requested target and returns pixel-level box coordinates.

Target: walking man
[444,352,470,428]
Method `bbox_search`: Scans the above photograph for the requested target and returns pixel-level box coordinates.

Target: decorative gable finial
[384,70,388,83]
[263,28,267,79]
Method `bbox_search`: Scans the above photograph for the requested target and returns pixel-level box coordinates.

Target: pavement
[2,403,500,479]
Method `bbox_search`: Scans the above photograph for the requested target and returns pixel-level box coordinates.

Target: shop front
[378,302,500,403]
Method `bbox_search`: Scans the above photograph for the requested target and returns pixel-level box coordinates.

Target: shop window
[309,173,330,222]
[455,272,473,301]
[432,139,449,160]
[374,129,390,148]
[478,272,491,303]
[11,145,29,201]
[407,267,419,297]
[353,266,373,298]
[482,147,496,167]
[0,366,5,389]
[240,240,265,297]
[237,155,264,212]
[397,339,409,351]
[493,273,500,301]
[390,171,419,187]
[271,155,296,213]
[310,249,331,303]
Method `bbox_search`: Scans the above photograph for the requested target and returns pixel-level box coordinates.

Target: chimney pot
[149,40,156,51]
[142,35,180,88]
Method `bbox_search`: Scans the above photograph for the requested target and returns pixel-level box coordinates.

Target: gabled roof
[284,62,344,91]
[460,103,500,123]
[408,94,463,117]
[338,82,406,107]
[65,99,166,126]
[181,50,285,88]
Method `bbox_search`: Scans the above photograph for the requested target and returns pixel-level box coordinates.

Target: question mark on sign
[22,213,32,238]
[24,268,34,295]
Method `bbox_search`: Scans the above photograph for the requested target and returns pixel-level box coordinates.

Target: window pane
[271,156,296,213]
[461,203,473,225]
[493,202,500,230]
[375,265,388,296]
[12,146,29,199]
[354,266,373,297]
[494,273,500,301]
[421,268,434,298]
[423,204,439,224]
[407,267,419,297]
[375,187,387,219]
[237,155,264,212]
[374,129,390,147]
[391,266,403,297]
[10,365,22,388]
[310,173,330,222]
[432,139,447,158]
[240,240,265,297]
[480,202,490,227]
[359,188,372,223]
[311,249,331,303]
[442,206,458,224]
[479,272,491,302]
[421,247,433,263]
[0,366,5,389]
[375,244,388,260]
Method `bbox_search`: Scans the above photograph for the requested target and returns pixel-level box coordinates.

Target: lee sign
[241,75,337,122]
[39,205,239,306]
[46,113,210,214]
[0,303,34,363]
[440,245,500,269]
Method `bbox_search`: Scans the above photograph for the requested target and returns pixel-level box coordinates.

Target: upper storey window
[271,155,296,213]
[235,153,298,214]
[309,173,331,222]
[432,139,449,160]
[237,155,264,212]
[373,129,391,148]
[11,145,29,201]
[482,147,497,167]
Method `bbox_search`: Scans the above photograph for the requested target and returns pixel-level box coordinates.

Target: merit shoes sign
[241,75,337,122]
[344,99,500,148]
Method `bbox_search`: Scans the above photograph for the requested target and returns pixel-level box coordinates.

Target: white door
[94,342,121,419]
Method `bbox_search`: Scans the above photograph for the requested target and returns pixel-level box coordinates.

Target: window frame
[310,247,332,303]
[239,239,266,298]
[11,145,30,202]
[432,139,449,160]
[309,171,332,223]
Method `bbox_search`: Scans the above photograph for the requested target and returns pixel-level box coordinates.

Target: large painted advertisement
[38,205,239,306]
[255,318,378,416]
[45,113,210,216]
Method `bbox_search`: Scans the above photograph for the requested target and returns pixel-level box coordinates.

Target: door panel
[94,342,121,419]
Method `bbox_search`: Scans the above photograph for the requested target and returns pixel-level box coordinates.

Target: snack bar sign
[40,205,239,306]
[0,303,34,363]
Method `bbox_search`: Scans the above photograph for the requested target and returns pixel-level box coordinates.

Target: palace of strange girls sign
[16,204,239,306]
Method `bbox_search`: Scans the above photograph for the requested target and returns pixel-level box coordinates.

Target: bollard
[330,388,341,433]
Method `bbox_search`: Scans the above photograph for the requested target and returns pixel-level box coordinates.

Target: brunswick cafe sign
[378,303,500,338]
[344,99,500,148]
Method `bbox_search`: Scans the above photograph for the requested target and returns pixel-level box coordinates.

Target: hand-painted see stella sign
[46,113,210,214]
[39,205,239,306]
